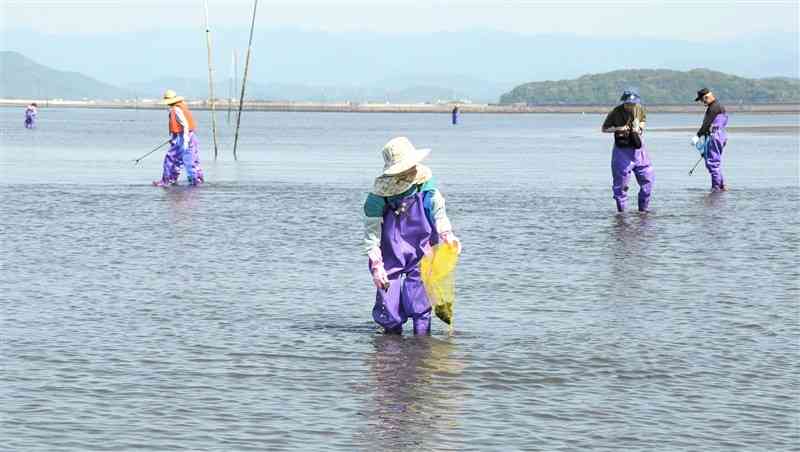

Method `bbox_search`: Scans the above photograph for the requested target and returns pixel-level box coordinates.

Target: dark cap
[619,88,641,104]
[694,88,710,102]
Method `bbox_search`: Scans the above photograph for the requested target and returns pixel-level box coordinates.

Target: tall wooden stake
[233,0,258,161]
[234,49,239,125]
[204,0,219,160]
[227,50,233,125]
[228,50,239,126]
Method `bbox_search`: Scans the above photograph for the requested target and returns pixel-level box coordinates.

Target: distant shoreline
[1,99,799,114]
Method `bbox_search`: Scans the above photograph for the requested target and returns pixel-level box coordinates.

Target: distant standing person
[602,89,654,213]
[153,90,205,187]
[24,103,37,129]
[691,88,729,191]
[451,106,459,125]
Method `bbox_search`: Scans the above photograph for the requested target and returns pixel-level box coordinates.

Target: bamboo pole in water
[234,50,239,125]
[227,50,233,125]
[228,50,239,126]
[204,0,219,160]
[231,49,239,125]
[233,0,258,161]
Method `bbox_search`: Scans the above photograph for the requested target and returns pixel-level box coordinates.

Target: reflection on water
[612,211,655,239]
[163,185,202,224]
[609,211,656,267]
[361,335,462,451]
[703,190,728,208]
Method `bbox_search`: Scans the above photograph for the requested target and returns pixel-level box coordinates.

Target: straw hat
[373,164,432,197]
[372,137,432,196]
[162,89,184,105]
[380,137,430,176]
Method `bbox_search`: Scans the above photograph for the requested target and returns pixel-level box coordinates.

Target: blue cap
[620,89,641,104]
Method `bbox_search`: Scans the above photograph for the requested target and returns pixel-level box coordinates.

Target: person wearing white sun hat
[363,136,461,335]
[152,89,205,187]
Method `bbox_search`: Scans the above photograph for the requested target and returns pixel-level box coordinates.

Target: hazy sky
[1,0,798,40]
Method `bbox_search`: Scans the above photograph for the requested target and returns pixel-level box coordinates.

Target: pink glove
[371,263,390,290]
[439,231,462,254]
[368,248,390,290]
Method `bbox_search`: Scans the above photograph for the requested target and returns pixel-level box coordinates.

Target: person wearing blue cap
[601,89,654,213]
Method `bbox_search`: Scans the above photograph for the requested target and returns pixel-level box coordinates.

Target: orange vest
[169,102,197,134]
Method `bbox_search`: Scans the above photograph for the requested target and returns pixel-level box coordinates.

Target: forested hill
[499,69,800,105]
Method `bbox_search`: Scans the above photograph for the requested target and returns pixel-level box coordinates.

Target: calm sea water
[1,107,799,451]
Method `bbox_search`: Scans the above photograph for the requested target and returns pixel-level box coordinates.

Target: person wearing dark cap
[692,88,729,191]
[602,89,654,213]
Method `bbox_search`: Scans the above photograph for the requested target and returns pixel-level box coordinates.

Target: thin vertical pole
[227,50,233,124]
[234,50,239,125]
[233,0,258,161]
[204,0,219,160]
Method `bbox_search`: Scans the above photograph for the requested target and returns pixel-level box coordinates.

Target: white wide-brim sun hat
[162,89,184,105]
[372,137,433,196]
[380,136,430,176]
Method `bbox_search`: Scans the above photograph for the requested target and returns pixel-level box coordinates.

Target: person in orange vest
[153,90,205,186]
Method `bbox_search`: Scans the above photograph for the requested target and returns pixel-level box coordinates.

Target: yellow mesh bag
[420,242,460,332]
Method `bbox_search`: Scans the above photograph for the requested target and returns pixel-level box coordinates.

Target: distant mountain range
[500,69,800,105]
[1,51,798,105]
[0,51,132,100]
[124,74,507,103]
[0,51,498,103]
[1,28,798,101]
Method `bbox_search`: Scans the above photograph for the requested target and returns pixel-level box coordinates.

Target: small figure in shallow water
[24,103,37,129]
[363,137,461,335]
[451,106,459,125]
[153,90,204,187]
[692,88,729,192]
[602,89,654,213]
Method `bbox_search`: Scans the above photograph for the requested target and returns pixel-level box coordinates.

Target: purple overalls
[24,108,36,129]
[704,113,729,191]
[372,190,437,335]
[155,132,205,186]
[611,141,654,212]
